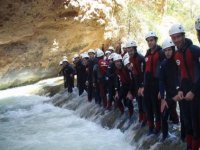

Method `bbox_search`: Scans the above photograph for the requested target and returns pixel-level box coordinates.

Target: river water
[0,78,133,150]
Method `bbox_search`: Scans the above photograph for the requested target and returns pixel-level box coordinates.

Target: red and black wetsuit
[144,45,164,134]
[115,66,135,117]
[93,57,109,108]
[174,38,200,150]
[129,52,146,123]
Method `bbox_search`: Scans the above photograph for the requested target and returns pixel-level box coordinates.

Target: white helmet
[108,46,115,51]
[169,24,185,36]
[145,31,157,39]
[63,58,68,62]
[108,55,112,60]
[123,58,130,66]
[96,48,104,57]
[113,54,122,61]
[122,52,129,61]
[63,56,67,59]
[59,61,63,65]
[121,43,126,49]
[162,38,175,50]
[108,52,117,60]
[88,49,95,54]
[105,50,111,55]
[73,54,79,58]
[195,16,200,30]
[126,40,137,48]
[81,53,89,59]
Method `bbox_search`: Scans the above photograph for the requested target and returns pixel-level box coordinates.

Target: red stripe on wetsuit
[116,68,131,86]
[130,56,142,76]
[145,50,160,77]
[174,48,195,81]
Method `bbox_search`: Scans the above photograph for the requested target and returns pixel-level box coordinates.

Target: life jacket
[145,45,163,78]
[98,59,109,77]
[129,53,144,76]
[129,53,145,87]
[116,67,131,86]
[174,38,200,83]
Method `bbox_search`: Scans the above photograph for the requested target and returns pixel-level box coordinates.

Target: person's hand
[140,87,144,97]
[137,88,141,96]
[178,91,184,100]
[185,91,194,101]
[126,91,133,100]
[172,95,180,101]
[161,99,168,113]
[93,83,96,88]
[85,81,89,86]
[115,92,119,100]
[158,92,161,100]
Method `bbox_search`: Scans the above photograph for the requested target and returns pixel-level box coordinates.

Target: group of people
[59,17,200,150]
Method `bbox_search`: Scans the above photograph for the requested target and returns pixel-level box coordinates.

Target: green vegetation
[117,0,200,48]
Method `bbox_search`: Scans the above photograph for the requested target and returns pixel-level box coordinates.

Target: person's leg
[161,107,170,141]
[78,82,84,96]
[151,84,161,133]
[179,101,186,141]
[137,95,145,122]
[169,102,179,124]
[94,83,101,105]
[182,101,193,149]
[144,86,154,134]
[107,84,115,110]
[99,82,107,108]
[191,97,200,150]
[87,83,93,102]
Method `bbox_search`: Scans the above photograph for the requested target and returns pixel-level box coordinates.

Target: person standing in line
[62,58,75,93]
[84,49,97,102]
[93,49,109,108]
[159,38,180,142]
[74,54,87,96]
[126,40,147,127]
[106,53,117,110]
[142,31,164,135]
[114,54,134,118]
[170,23,200,150]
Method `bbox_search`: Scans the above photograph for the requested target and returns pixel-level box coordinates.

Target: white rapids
[0,77,133,150]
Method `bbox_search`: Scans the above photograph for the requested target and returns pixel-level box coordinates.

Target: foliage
[117,0,200,49]
[63,0,200,46]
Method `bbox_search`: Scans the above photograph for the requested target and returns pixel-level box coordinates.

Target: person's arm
[92,64,98,87]
[58,67,64,76]
[191,46,200,94]
[159,61,166,100]
[138,54,145,88]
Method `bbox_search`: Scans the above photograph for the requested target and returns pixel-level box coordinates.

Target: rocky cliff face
[0,0,118,89]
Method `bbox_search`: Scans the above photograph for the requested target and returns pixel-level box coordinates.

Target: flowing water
[0,78,133,150]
